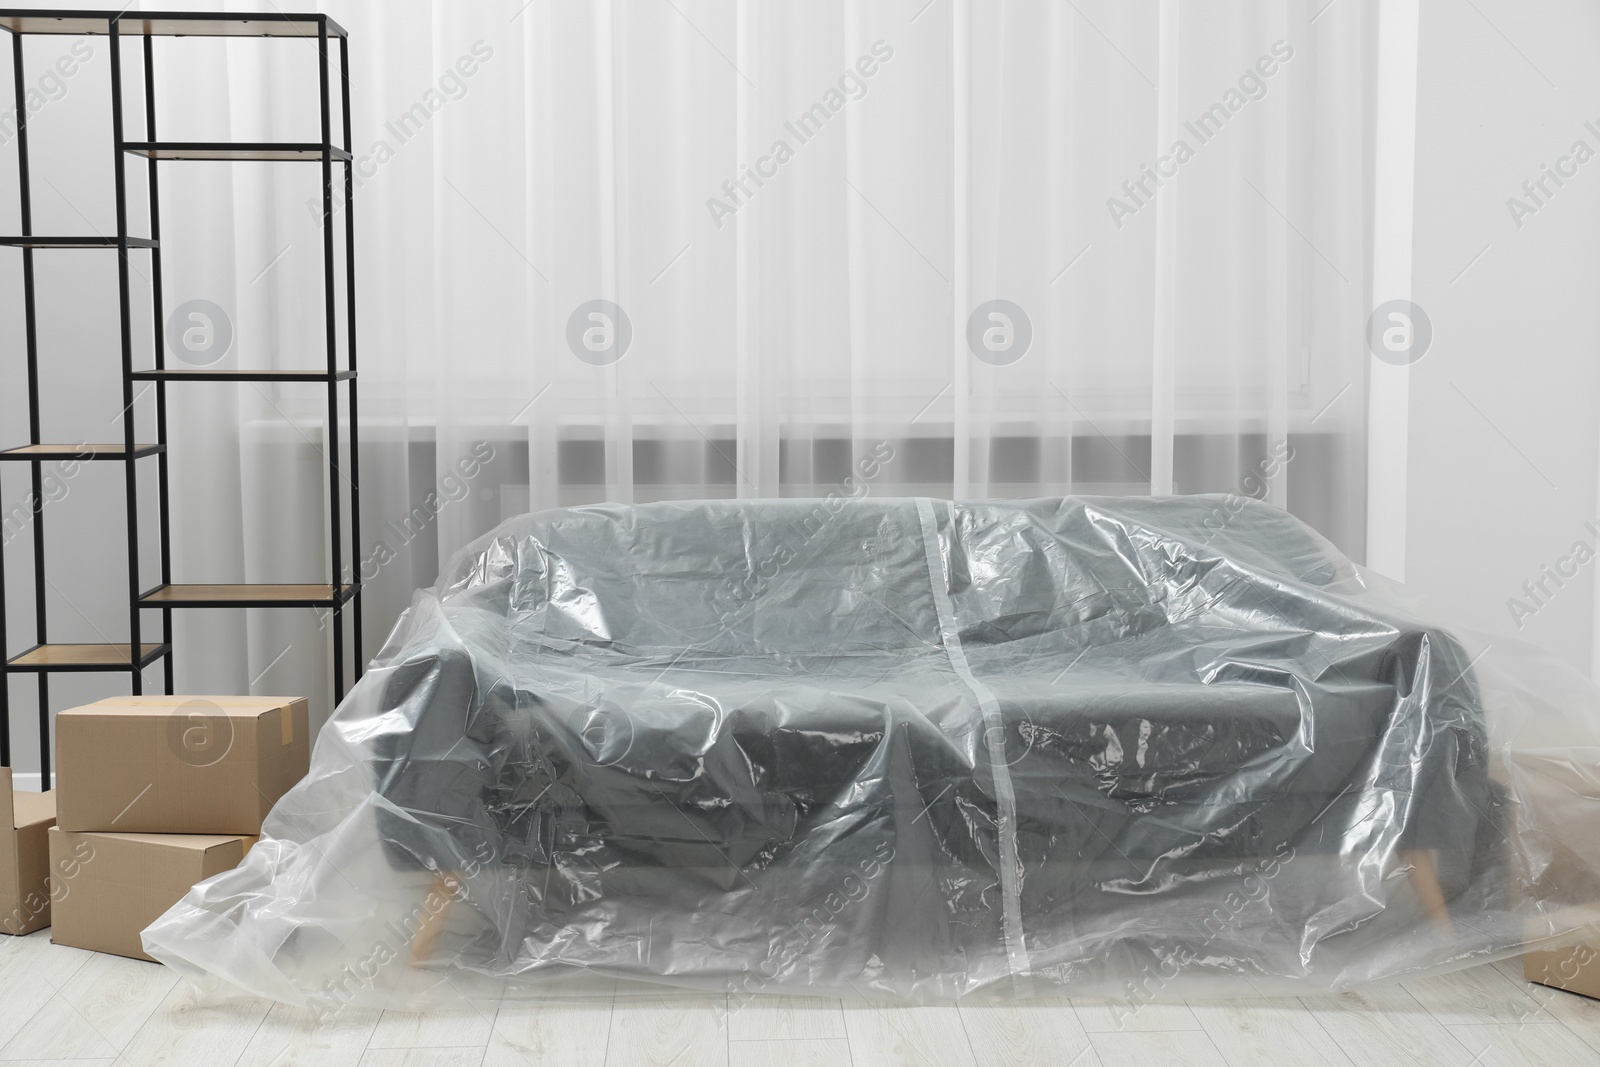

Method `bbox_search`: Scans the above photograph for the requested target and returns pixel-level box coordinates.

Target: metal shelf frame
[0,9,362,786]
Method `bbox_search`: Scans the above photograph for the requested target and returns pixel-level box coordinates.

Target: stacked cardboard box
[0,767,55,936]
[47,695,309,962]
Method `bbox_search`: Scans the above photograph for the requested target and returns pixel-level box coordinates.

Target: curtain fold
[0,0,1379,735]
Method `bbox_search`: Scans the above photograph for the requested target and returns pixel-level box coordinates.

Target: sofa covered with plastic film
[144,496,1600,1009]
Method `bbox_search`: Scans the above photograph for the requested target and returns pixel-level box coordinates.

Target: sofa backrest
[434,495,1363,661]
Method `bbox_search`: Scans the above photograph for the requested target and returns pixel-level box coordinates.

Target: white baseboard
[6,772,44,792]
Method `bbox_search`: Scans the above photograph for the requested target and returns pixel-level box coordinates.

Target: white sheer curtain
[1,0,1380,735]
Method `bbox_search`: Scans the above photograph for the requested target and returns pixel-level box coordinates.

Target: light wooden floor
[3,929,1599,1066]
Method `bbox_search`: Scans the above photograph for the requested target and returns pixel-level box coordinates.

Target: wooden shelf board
[131,369,354,382]
[124,142,353,162]
[0,13,344,39]
[140,584,356,607]
[0,443,161,460]
[0,235,156,249]
[7,643,165,669]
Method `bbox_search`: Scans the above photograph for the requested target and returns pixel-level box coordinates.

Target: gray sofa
[366,495,1504,996]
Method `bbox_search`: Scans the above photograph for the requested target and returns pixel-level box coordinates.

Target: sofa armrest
[370,648,503,871]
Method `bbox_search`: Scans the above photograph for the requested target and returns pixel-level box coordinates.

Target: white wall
[1406,0,1600,678]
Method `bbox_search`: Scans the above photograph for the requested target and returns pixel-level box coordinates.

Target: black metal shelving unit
[0,9,363,787]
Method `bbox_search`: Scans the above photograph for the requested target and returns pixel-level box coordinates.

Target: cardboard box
[48,826,254,962]
[56,695,308,835]
[0,768,55,935]
[1526,940,1600,1000]
[1507,748,1600,1000]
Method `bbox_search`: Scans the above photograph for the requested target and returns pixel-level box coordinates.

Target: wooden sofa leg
[410,871,461,968]
[1400,849,1452,936]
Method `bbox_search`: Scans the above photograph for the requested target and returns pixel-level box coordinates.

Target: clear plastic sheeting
[144,497,1600,1009]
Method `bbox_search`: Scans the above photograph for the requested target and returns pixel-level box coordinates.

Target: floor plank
[1491,957,1531,987]
[1298,985,1477,1067]
[1073,997,1202,1033]
[487,995,613,1067]
[0,930,93,1049]
[727,1038,854,1067]
[725,994,846,1041]
[0,959,69,1052]
[369,1006,496,1050]
[842,1002,979,1067]
[605,995,728,1067]
[1187,998,1354,1067]
[1089,1030,1226,1067]
[0,928,94,989]
[0,951,177,1060]
[958,1000,1096,1067]
[359,1050,488,1067]
[1446,1022,1600,1066]
[1403,965,1559,1026]
[235,1000,384,1067]
[1526,984,1600,1055]
[115,982,274,1067]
